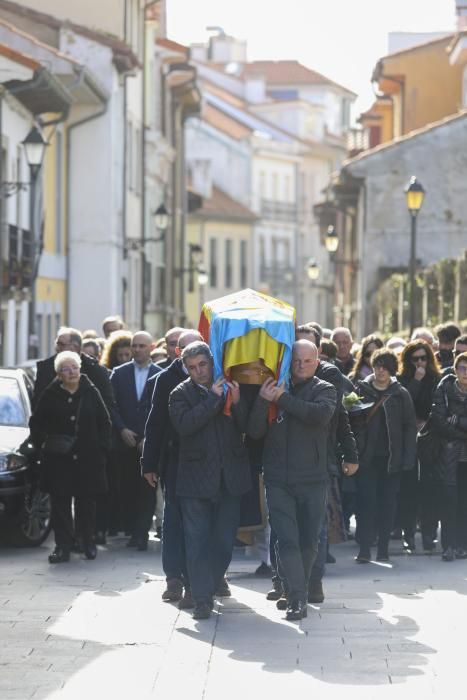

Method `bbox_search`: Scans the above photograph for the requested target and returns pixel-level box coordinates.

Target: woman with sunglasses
[398,341,442,553]
[431,352,467,561]
[349,335,384,382]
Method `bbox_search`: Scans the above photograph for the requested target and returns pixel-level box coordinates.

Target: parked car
[0,368,51,546]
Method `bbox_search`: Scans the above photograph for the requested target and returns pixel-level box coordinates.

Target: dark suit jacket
[110,360,161,439]
[33,353,115,415]
[141,358,187,489]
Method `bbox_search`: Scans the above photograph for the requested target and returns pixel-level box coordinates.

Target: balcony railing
[260,199,297,222]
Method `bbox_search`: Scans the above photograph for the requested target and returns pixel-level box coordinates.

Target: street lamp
[306,258,320,281]
[22,126,48,358]
[404,176,425,335]
[153,203,169,235]
[324,225,339,253]
[140,203,170,328]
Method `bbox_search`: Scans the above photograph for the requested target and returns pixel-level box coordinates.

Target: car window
[0,377,27,427]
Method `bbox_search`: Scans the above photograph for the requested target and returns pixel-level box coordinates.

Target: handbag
[42,399,82,456]
[417,388,448,465]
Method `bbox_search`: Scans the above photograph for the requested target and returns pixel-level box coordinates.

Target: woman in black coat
[351,348,417,563]
[29,351,111,563]
[397,340,441,552]
[430,352,467,561]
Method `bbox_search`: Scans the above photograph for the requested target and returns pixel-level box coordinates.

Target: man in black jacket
[33,327,114,414]
[248,340,336,621]
[168,341,251,620]
[142,329,202,606]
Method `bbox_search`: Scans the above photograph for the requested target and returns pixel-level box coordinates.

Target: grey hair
[181,341,213,365]
[57,326,83,351]
[54,351,82,373]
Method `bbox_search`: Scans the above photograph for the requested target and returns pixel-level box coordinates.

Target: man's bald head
[131,331,153,365]
[292,339,319,383]
[177,329,203,352]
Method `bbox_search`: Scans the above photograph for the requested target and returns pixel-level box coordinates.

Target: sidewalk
[1,533,467,699]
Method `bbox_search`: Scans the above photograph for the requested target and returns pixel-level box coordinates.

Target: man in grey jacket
[168,341,251,620]
[248,340,337,621]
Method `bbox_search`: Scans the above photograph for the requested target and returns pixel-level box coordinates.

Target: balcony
[260,199,297,222]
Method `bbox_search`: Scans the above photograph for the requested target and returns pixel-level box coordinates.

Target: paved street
[2,533,467,700]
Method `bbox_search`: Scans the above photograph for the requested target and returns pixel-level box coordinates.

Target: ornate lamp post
[404,176,425,335]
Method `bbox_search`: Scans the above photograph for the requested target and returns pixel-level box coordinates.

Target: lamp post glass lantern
[22,126,48,180]
[324,225,339,253]
[404,176,425,335]
[306,258,320,281]
[154,203,169,232]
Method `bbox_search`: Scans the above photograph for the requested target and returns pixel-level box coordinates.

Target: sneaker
[178,588,194,609]
[285,600,307,621]
[162,578,183,601]
[276,597,287,611]
[192,602,211,620]
[308,580,324,604]
[215,579,231,597]
[266,585,283,601]
[255,562,272,577]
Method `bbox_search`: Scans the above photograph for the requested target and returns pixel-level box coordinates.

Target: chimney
[456,0,467,30]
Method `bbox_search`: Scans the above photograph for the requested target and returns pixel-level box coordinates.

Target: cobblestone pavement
[2,533,467,699]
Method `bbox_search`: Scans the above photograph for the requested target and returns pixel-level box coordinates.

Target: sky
[166,0,456,121]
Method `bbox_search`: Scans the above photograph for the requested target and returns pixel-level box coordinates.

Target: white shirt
[134,360,151,401]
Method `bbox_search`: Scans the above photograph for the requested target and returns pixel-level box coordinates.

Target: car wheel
[4,484,52,547]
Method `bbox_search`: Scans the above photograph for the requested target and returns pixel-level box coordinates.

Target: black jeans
[356,458,401,552]
[266,481,327,602]
[440,463,467,549]
[180,490,241,605]
[51,493,95,548]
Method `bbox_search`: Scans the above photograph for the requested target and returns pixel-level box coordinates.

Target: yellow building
[185,187,257,327]
[360,34,462,145]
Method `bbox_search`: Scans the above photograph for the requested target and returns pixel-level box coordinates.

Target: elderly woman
[351,348,417,563]
[29,351,111,563]
[430,351,467,561]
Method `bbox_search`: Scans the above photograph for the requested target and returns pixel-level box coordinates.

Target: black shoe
[308,580,324,604]
[255,562,273,577]
[326,550,336,564]
[403,535,415,552]
[83,543,97,560]
[442,547,455,562]
[456,548,467,559]
[178,588,195,610]
[355,548,371,563]
[192,602,211,620]
[285,600,307,621]
[162,578,184,602]
[276,597,288,611]
[215,579,231,597]
[95,531,107,546]
[266,586,283,601]
[48,547,70,564]
[126,536,138,547]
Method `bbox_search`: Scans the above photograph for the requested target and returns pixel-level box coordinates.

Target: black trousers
[440,463,467,549]
[51,493,95,548]
[356,458,401,552]
[118,446,156,539]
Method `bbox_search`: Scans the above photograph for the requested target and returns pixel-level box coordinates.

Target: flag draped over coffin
[198,288,296,392]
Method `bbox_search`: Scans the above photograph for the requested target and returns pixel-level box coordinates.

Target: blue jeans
[162,496,188,584]
[266,481,327,601]
[180,491,241,605]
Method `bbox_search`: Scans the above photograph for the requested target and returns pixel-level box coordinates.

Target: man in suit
[33,327,114,413]
[111,331,161,549]
[142,329,202,607]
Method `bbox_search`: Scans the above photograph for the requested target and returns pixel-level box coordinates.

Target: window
[225,239,232,288]
[55,131,62,253]
[240,240,247,287]
[209,238,217,287]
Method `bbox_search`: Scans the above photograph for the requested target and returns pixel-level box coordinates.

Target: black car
[0,368,51,546]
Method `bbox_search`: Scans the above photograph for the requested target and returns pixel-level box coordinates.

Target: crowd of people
[25,314,467,622]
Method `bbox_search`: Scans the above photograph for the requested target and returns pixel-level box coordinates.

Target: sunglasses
[411,355,428,362]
